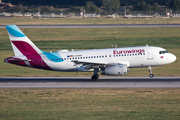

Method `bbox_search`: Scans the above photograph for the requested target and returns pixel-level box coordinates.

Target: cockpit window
[159,51,168,54]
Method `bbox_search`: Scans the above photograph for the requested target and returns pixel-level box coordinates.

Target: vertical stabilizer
[6,25,41,56]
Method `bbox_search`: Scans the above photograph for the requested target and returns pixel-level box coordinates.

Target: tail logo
[6,25,25,37]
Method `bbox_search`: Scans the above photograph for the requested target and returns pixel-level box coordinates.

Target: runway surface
[0,77,180,88]
[0,24,180,28]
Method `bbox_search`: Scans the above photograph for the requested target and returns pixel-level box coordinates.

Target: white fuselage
[40,46,176,71]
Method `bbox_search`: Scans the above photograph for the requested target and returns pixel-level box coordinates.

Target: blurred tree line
[2,0,180,13]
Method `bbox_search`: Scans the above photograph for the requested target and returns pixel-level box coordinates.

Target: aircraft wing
[71,60,107,68]
[71,60,129,69]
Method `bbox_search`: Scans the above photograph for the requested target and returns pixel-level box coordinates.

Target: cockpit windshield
[159,51,168,54]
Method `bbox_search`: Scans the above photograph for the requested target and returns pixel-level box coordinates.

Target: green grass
[1,17,180,25]
[0,27,180,77]
[0,89,180,120]
[1,27,180,49]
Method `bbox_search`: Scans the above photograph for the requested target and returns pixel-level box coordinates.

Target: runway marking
[0,77,180,88]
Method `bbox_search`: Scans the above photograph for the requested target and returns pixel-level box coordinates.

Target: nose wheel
[149,74,154,78]
[149,66,154,78]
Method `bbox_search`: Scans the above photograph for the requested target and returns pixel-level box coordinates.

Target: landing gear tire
[91,74,99,81]
[149,74,154,78]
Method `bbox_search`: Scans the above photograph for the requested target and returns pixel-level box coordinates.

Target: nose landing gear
[149,66,154,78]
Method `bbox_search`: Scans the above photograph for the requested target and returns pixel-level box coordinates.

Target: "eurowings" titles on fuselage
[113,49,145,54]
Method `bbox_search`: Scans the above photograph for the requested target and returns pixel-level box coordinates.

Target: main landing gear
[91,68,99,81]
[148,66,154,78]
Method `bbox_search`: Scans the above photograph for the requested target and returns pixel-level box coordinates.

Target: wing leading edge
[71,60,130,69]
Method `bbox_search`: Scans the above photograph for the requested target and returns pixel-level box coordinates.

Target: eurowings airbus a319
[4,25,176,80]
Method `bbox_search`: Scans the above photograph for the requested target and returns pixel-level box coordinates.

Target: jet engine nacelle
[101,65,128,75]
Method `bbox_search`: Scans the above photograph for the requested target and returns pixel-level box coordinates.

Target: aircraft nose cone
[173,54,176,62]
[170,54,176,63]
